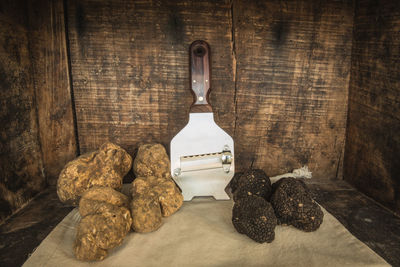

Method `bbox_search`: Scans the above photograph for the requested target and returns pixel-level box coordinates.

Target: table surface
[1,180,399,267]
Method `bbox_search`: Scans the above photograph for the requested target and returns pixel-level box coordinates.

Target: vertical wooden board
[28,0,78,185]
[67,0,235,155]
[232,0,353,178]
[0,0,46,222]
[344,0,400,213]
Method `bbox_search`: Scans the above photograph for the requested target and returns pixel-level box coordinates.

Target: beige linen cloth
[23,198,388,267]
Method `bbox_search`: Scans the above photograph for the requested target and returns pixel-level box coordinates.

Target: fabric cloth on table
[23,198,389,267]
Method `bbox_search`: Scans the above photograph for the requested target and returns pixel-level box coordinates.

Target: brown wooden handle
[189,40,212,112]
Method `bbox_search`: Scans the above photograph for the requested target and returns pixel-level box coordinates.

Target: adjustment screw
[173,168,181,177]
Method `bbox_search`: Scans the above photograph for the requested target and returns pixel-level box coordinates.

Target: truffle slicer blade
[170,40,234,201]
[170,113,234,201]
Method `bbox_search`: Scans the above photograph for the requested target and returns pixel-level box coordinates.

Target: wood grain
[307,180,400,266]
[344,0,400,214]
[67,0,353,181]
[66,0,236,156]
[0,0,398,229]
[0,0,46,222]
[0,186,73,267]
[189,40,211,107]
[232,0,353,178]
[28,0,78,185]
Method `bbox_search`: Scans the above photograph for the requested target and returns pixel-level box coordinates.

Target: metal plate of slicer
[170,112,234,201]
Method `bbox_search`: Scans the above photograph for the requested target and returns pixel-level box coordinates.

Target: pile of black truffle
[230,169,324,243]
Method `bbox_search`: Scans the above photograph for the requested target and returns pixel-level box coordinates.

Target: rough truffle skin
[130,194,163,233]
[133,144,171,178]
[232,169,272,202]
[78,186,130,217]
[228,172,244,194]
[232,196,277,243]
[57,142,132,205]
[130,176,183,233]
[271,178,323,232]
[74,187,132,261]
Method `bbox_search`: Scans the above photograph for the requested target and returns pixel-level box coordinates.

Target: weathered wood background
[67,0,353,180]
[67,0,236,160]
[28,0,78,185]
[344,0,400,214]
[0,0,77,222]
[0,0,44,222]
[232,0,352,179]
[1,0,399,223]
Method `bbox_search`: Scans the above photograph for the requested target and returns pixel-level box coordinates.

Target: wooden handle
[189,40,212,112]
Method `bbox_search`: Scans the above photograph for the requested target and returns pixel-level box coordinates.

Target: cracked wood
[67,0,353,180]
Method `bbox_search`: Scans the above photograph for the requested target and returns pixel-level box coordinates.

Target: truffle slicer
[170,40,234,201]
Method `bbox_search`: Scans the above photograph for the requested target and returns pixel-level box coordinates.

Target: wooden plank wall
[344,0,400,214]
[232,0,353,178]
[28,0,78,185]
[0,0,76,223]
[67,0,353,179]
[66,0,236,156]
[0,0,46,222]
[2,0,398,222]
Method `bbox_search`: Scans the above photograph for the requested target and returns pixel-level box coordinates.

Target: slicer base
[173,168,232,201]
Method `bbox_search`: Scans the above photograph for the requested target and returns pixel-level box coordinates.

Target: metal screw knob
[173,168,181,177]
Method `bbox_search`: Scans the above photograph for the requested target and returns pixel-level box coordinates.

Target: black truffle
[232,195,277,243]
[228,172,244,194]
[271,178,323,232]
[232,169,272,202]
